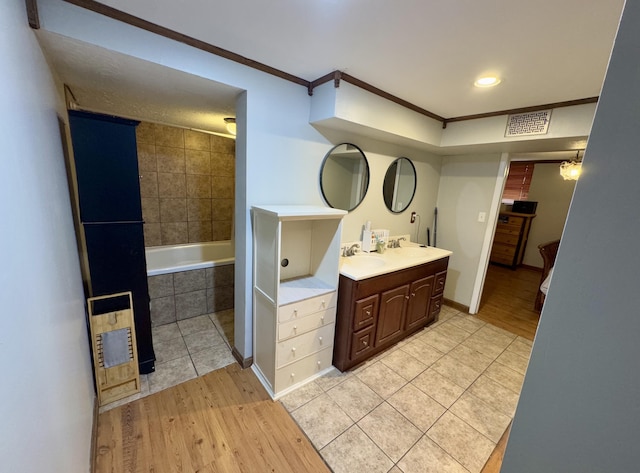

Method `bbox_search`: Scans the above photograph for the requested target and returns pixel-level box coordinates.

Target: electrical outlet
[478,211,486,223]
[410,212,417,223]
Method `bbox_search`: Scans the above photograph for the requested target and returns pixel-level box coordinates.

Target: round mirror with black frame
[383,157,417,213]
[320,143,370,211]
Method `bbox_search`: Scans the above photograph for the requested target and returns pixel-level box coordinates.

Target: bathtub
[146,241,235,325]
[146,240,235,276]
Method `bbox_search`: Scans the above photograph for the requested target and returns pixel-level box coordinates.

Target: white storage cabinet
[252,205,346,398]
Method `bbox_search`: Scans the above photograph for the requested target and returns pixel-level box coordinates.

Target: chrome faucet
[388,237,406,249]
[343,243,360,257]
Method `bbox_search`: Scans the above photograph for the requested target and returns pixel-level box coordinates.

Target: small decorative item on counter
[375,238,386,253]
[362,229,389,252]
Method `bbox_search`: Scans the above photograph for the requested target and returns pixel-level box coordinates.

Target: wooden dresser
[490,212,536,268]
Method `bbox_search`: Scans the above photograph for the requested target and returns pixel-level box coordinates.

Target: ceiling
[38,0,625,143]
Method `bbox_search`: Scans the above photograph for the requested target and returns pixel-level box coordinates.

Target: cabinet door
[375,285,409,346]
[405,275,434,331]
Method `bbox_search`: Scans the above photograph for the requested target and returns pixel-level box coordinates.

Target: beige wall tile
[139,171,158,198]
[185,129,210,151]
[141,197,160,223]
[212,198,233,221]
[161,222,188,245]
[143,223,162,247]
[212,220,232,240]
[160,198,187,222]
[158,173,186,198]
[187,174,211,198]
[187,198,212,221]
[211,153,234,177]
[137,143,157,172]
[136,122,155,144]
[186,149,211,175]
[188,221,213,242]
[156,146,185,173]
[210,135,234,153]
[211,176,233,199]
[154,124,184,148]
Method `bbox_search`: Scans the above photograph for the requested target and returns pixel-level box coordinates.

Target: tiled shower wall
[135,122,235,247]
[148,265,234,326]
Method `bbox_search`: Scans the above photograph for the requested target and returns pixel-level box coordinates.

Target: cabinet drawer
[350,325,375,360]
[430,294,444,318]
[275,347,333,393]
[493,232,520,245]
[433,271,447,296]
[491,244,516,257]
[353,294,378,331]
[278,308,335,341]
[276,323,335,367]
[278,292,337,323]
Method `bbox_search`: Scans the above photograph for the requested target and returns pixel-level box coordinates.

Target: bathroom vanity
[333,246,451,371]
[251,205,346,398]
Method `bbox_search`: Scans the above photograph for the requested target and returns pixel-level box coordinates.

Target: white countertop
[339,244,453,281]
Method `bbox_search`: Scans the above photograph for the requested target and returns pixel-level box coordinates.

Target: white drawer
[278,291,337,323]
[275,347,333,393]
[278,307,336,341]
[276,323,335,368]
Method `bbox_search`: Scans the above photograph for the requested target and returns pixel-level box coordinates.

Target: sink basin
[342,253,386,270]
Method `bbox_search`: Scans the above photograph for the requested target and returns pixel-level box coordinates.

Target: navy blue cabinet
[69,110,155,374]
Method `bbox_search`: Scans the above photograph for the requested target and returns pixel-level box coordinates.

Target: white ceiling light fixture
[560,150,583,180]
[474,76,501,88]
[224,117,236,135]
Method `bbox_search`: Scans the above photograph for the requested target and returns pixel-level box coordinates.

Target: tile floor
[99,308,236,413]
[100,304,532,473]
[280,305,532,473]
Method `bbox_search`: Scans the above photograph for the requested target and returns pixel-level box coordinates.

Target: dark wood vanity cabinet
[333,257,449,371]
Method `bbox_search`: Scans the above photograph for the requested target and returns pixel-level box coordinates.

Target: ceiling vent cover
[505,109,552,137]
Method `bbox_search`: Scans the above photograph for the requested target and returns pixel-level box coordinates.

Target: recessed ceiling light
[474,76,501,88]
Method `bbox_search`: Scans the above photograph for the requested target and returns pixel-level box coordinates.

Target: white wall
[0,2,95,472]
[436,154,502,307]
[502,1,640,471]
[522,162,576,267]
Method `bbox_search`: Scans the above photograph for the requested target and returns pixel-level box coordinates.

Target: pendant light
[560,150,583,180]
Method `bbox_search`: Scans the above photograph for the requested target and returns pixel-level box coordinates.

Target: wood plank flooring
[95,363,330,473]
[476,264,541,341]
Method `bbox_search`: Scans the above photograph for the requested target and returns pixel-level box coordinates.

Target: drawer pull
[405,295,410,300]
[318,336,323,343]
[321,316,325,322]
[291,347,296,353]
[293,309,298,317]
[293,325,297,332]
[411,293,415,297]
[291,373,295,379]
[362,340,368,347]
[317,361,321,367]
[321,300,326,307]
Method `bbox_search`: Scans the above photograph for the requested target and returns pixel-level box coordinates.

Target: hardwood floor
[478,263,542,472]
[94,363,330,473]
[476,264,541,341]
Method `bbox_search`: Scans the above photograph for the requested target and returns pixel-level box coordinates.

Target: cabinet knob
[321,300,326,307]
[293,309,298,316]
[291,373,295,378]
[318,336,323,343]
[317,361,321,367]
[321,316,325,322]
[293,325,297,331]
[362,340,368,346]
[405,295,410,300]
[411,293,415,297]
[291,347,296,353]
[365,310,371,316]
